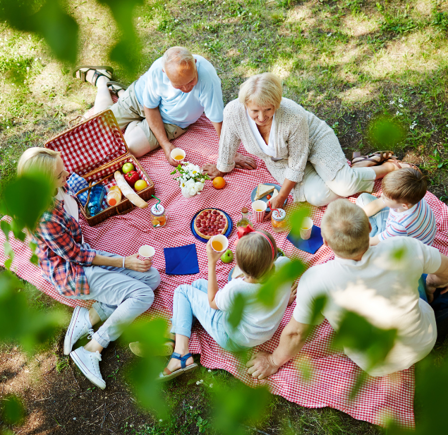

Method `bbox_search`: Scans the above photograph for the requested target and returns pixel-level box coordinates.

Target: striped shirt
[378,198,437,246]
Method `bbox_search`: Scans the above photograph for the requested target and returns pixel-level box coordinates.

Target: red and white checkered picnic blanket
[4,114,448,428]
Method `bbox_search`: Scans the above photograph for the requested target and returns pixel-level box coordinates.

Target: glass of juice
[251,200,267,223]
[170,148,186,163]
[210,235,229,253]
[300,217,313,240]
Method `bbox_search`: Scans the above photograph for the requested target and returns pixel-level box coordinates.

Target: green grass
[1,0,448,433]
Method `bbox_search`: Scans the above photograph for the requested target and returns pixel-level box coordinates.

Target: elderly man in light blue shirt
[74,47,256,169]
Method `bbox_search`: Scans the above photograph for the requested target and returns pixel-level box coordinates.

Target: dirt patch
[1,338,156,435]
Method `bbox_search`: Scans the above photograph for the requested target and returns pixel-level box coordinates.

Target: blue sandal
[158,352,198,382]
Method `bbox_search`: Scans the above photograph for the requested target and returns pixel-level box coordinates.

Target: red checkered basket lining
[45,110,127,177]
[89,156,152,190]
[5,114,448,429]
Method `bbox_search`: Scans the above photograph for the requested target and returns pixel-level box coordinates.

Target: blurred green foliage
[333,311,397,373]
[368,115,407,152]
[0,0,78,64]
[0,0,143,72]
[121,318,170,418]
[0,394,25,426]
[212,381,271,435]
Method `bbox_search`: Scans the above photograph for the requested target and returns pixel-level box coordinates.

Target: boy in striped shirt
[356,168,437,246]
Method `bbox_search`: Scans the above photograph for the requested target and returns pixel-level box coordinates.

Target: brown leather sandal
[351,150,396,167]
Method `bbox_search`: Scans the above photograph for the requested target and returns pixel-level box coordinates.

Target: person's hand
[425,275,448,303]
[234,153,257,170]
[125,254,153,272]
[288,282,298,306]
[268,194,287,211]
[163,143,180,167]
[206,239,223,264]
[246,351,281,380]
[265,195,287,221]
[202,163,225,179]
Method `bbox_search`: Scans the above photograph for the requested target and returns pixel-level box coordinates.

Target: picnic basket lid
[44,110,128,177]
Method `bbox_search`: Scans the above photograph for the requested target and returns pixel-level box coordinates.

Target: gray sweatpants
[67,250,161,348]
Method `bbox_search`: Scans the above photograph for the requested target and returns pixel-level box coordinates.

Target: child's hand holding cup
[207,235,229,263]
[137,245,155,268]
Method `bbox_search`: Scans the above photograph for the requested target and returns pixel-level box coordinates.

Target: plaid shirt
[34,188,96,296]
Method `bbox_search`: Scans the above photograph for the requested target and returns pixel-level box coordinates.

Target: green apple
[122,162,135,174]
[221,249,234,264]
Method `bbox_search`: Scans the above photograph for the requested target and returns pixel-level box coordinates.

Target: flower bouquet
[171,162,210,198]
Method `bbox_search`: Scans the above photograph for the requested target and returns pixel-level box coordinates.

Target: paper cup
[300,217,313,240]
[170,148,186,163]
[210,235,229,253]
[252,200,267,223]
[138,245,155,260]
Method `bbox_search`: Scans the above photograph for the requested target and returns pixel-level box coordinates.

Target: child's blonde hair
[382,168,427,205]
[17,147,60,179]
[236,230,277,280]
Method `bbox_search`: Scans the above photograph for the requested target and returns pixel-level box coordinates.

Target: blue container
[87,184,106,217]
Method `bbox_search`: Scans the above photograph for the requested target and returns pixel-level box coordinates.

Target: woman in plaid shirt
[18,148,161,390]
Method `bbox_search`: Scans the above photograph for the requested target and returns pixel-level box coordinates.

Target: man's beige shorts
[111,82,187,151]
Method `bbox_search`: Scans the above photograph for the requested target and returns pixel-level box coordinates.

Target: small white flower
[209,383,213,388]
[398,104,403,108]
[249,12,252,15]
[396,111,401,116]
[6,126,9,129]
[188,185,198,196]
[190,406,193,409]
[159,419,163,422]
[73,417,76,420]
[390,100,395,105]
[327,33,332,37]
[208,369,212,372]
[138,17,141,20]
[398,98,404,103]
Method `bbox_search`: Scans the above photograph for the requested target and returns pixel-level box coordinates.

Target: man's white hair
[162,46,195,69]
[321,199,370,258]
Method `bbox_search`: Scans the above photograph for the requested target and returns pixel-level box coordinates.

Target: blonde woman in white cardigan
[204,73,406,208]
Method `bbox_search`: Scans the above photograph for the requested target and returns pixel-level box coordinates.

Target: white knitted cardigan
[216,98,347,201]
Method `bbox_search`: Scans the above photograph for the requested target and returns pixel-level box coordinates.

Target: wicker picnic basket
[45,110,155,226]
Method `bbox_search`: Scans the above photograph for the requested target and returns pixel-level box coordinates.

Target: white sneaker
[70,347,106,390]
[64,306,93,355]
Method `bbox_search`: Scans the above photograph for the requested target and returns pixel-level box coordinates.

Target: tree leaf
[1,220,11,241]
[212,380,271,435]
[1,394,25,426]
[256,258,305,307]
[2,170,54,231]
[0,0,79,64]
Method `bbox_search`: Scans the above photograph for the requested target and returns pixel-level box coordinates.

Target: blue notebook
[287,226,324,254]
[164,243,200,275]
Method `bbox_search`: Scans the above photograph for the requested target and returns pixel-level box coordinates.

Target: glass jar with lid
[151,203,167,228]
[271,208,287,232]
